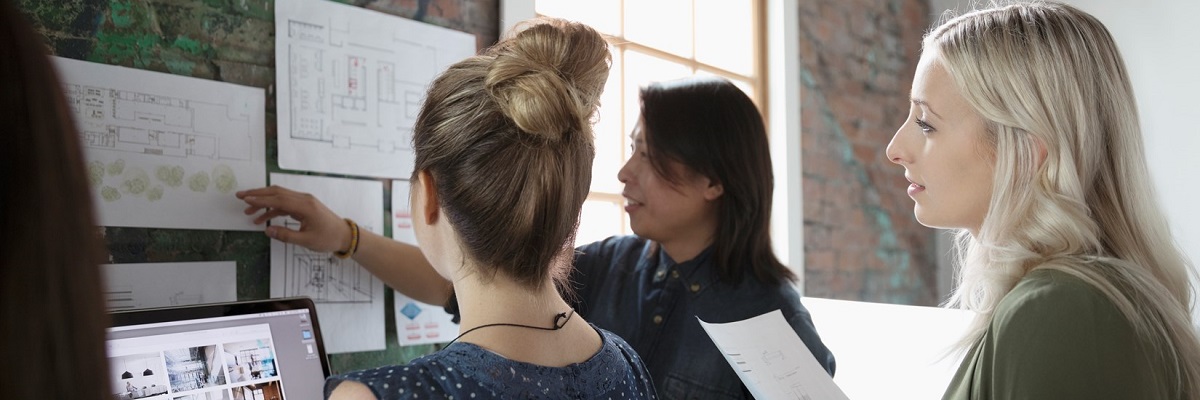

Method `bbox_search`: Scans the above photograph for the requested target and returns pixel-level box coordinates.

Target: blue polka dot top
[324,325,658,399]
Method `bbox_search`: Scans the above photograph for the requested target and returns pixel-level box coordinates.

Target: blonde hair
[411,18,610,289]
[928,2,1200,396]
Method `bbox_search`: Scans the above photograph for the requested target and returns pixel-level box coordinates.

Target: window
[535,0,766,246]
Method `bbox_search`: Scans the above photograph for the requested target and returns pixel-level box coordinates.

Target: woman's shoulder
[327,329,656,400]
[991,267,1132,340]
[576,235,650,256]
[326,353,479,399]
[1000,268,1112,312]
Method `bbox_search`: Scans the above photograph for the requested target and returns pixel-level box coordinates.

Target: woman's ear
[704,179,724,201]
[415,170,440,225]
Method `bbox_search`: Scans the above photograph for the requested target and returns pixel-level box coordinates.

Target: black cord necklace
[444,309,576,348]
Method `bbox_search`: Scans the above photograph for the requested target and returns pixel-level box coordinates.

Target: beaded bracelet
[333,218,360,259]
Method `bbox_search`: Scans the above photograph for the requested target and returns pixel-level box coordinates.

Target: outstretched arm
[237,185,452,306]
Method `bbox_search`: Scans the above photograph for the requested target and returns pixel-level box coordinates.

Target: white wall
[930,0,1200,315]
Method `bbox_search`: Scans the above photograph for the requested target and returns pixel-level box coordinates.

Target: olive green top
[942,268,1168,400]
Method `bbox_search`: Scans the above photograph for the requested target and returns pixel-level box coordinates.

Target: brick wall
[798,0,940,305]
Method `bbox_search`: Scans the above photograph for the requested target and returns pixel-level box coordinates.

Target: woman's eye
[915,118,935,133]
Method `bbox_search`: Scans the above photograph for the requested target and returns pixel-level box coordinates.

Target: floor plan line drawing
[280,222,376,304]
[102,262,238,311]
[67,84,254,162]
[53,56,266,231]
[276,0,475,178]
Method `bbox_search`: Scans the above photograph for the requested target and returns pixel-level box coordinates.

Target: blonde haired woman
[887,2,1200,399]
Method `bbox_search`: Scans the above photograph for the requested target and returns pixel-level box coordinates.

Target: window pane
[695,70,757,104]
[535,0,621,36]
[622,49,694,140]
[591,49,624,194]
[624,0,693,57]
[577,200,625,246]
[695,0,755,76]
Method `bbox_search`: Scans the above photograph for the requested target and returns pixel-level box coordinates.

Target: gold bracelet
[334,218,360,259]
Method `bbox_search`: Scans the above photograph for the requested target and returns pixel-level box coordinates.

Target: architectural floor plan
[275,0,475,178]
[54,56,266,231]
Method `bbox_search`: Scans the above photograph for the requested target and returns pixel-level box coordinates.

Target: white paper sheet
[388,179,459,345]
[699,310,850,400]
[103,261,237,310]
[53,57,266,231]
[275,0,476,178]
[803,297,974,400]
[268,173,385,353]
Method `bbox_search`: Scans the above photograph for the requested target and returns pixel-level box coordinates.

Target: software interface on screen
[107,308,326,400]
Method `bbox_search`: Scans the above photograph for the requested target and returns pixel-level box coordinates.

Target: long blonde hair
[930,1,1200,396]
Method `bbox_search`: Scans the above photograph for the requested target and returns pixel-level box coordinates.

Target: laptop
[107,297,331,400]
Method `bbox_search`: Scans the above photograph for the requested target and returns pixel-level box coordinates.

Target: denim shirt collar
[646,244,717,292]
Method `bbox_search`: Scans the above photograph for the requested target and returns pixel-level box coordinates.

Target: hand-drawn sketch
[268,173,385,353]
[103,261,237,311]
[281,221,375,303]
[275,0,475,178]
[700,311,850,400]
[53,56,266,231]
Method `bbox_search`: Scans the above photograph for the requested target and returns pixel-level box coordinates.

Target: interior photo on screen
[110,352,169,400]
[222,338,280,383]
[166,345,228,393]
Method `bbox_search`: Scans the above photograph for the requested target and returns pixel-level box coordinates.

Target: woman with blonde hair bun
[887,2,1200,398]
[313,18,656,399]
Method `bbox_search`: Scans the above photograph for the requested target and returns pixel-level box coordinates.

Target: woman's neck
[450,266,601,366]
[657,216,718,263]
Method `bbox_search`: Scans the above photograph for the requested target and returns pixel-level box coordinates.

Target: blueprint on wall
[268,173,385,354]
[53,57,266,231]
[275,0,476,178]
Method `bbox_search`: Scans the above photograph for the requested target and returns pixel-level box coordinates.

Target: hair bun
[485,19,610,140]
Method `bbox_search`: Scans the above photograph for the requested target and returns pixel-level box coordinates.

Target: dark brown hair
[640,77,794,286]
[411,18,610,289]
[0,1,112,398]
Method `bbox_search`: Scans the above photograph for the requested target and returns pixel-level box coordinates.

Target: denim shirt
[571,236,836,400]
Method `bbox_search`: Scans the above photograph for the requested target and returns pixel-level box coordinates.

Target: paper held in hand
[699,310,849,400]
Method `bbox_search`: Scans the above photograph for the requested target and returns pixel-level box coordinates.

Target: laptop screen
[107,297,330,400]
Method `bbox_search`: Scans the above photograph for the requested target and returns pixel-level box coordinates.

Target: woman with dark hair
[571,77,834,399]
[240,75,833,398]
[0,0,112,398]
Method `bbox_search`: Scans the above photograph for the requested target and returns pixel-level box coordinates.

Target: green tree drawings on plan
[188,171,210,192]
[106,158,125,176]
[147,185,164,202]
[156,164,185,187]
[88,161,105,186]
[212,165,237,194]
[100,186,121,202]
[120,167,150,196]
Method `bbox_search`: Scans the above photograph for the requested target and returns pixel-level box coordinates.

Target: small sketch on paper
[103,262,237,310]
[281,222,376,304]
[763,350,785,365]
